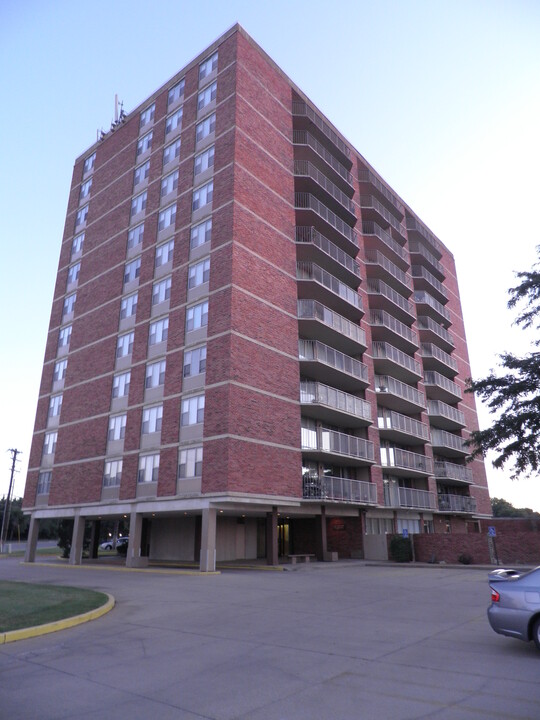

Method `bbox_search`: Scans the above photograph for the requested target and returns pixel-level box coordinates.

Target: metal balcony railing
[414,291,451,323]
[434,461,473,483]
[409,240,444,277]
[298,300,367,348]
[300,380,372,423]
[292,101,351,159]
[377,410,430,441]
[369,310,417,346]
[381,447,433,474]
[293,130,353,184]
[424,371,462,399]
[360,196,406,237]
[411,265,447,300]
[299,339,369,383]
[301,426,375,462]
[406,217,443,256]
[437,494,477,513]
[431,429,468,453]
[302,475,377,504]
[295,193,357,246]
[358,169,403,214]
[384,484,437,510]
[421,344,458,372]
[294,161,354,214]
[417,316,454,348]
[361,221,407,262]
[365,250,412,290]
[372,342,421,377]
[368,279,415,317]
[297,262,361,310]
[375,375,425,407]
[296,226,359,278]
[428,400,465,426]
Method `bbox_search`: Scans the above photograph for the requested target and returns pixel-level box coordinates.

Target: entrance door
[278,522,290,557]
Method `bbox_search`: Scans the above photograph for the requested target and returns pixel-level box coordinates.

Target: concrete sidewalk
[1,556,539,719]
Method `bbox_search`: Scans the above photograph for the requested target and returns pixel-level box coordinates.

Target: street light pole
[1,449,21,553]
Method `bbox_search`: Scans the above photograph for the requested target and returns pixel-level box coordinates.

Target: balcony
[296,226,360,286]
[300,380,372,427]
[301,426,375,465]
[367,279,416,323]
[295,193,357,251]
[381,447,433,477]
[372,341,422,383]
[409,240,444,280]
[294,161,356,223]
[377,410,430,445]
[299,338,369,390]
[420,343,458,376]
[375,374,425,413]
[384,484,437,510]
[411,265,447,304]
[358,169,404,217]
[293,130,353,188]
[298,300,367,354]
[438,493,477,514]
[417,315,454,352]
[431,429,469,457]
[365,249,412,295]
[424,371,462,402]
[297,262,362,319]
[414,291,450,326]
[427,400,466,430]
[292,100,351,162]
[361,221,408,267]
[303,475,377,504]
[360,195,406,239]
[406,217,443,257]
[434,460,473,484]
[369,309,417,353]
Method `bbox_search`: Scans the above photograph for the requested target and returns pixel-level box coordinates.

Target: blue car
[488,566,540,650]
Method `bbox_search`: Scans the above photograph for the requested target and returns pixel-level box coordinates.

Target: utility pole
[1,449,21,553]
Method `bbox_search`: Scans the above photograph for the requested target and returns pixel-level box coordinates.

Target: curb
[0,593,115,645]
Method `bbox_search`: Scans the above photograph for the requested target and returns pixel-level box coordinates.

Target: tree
[491,497,539,518]
[466,248,540,479]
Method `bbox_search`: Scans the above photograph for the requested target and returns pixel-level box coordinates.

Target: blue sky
[1,0,539,508]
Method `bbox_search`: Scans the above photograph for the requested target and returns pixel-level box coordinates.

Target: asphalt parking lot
[1,557,539,720]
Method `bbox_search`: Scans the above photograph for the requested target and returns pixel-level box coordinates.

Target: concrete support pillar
[266,506,278,566]
[317,505,328,561]
[200,507,217,572]
[90,519,100,559]
[69,514,85,565]
[126,511,147,568]
[24,515,40,563]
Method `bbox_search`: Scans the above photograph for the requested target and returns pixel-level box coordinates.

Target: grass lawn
[0,581,108,632]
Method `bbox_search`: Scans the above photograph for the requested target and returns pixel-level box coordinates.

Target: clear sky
[1,0,539,508]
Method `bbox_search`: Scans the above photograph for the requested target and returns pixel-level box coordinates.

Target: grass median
[0,581,109,633]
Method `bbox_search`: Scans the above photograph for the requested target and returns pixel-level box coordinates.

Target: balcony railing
[295,193,357,246]
[384,483,437,510]
[296,226,360,278]
[378,410,430,441]
[421,343,458,373]
[302,426,375,462]
[409,240,444,278]
[406,217,443,256]
[431,429,468,454]
[300,380,372,423]
[368,279,415,318]
[292,101,351,159]
[414,291,451,323]
[417,316,454,348]
[424,371,462,399]
[358,169,403,215]
[298,300,367,348]
[381,447,433,475]
[372,341,421,377]
[438,494,477,513]
[299,339,369,383]
[411,265,447,301]
[293,130,353,185]
[434,461,473,483]
[369,310,417,347]
[375,375,425,408]
[294,161,355,214]
[303,475,377,504]
[361,221,407,264]
[365,250,412,290]
[428,400,465,426]
[360,195,406,237]
[297,262,362,311]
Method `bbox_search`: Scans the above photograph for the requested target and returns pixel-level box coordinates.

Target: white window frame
[80,177,92,201]
[108,413,127,441]
[83,152,96,174]
[155,238,174,267]
[137,131,153,156]
[167,79,185,107]
[140,103,155,129]
[120,292,138,319]
[190,219,212,249]
[75,205,89,227]
[63,293,76,316]
[183,345,206,377]
[178,446,203,478]
[128,223,144,249]
[186,301,208,332]
[116,332,134,358]
[196,113,216,143]
[194,146,214,176]
[152,277,171,305]
[131,191,147,216]
[161,169,179,197]
[192,181,213,211]
[112,371,131,398]
[134,160,150,187]
[37,471,52,495]
[158,205,176,232]
[67,262,81,285]
[43,432,57,455]
[58,325,72,348]
[71,232,84,257]
[199,52,218,82]
[188,258,210,289]
[138,453,159,483]
[197,82,217,111]
[142,404,163,434]
[124,257,141,284]
[53,359,67,382]
[49,394,63,417]
[181,394,205,426]
[103,459,122,487]
[163,138,181,165]
[149,317,169,346]
[165,107,183,135]
[145,359,166,389]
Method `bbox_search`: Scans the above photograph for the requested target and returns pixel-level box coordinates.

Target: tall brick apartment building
[23,24,491,570]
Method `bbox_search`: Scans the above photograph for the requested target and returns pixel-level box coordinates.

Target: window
[58,325,72,349]
[138,453,159,483]
[131,191,147,216]
[158,204,176,232]
[186,301,208,332]
[137,131,153,156]
[161,169,179,197]
[67,262,80,285]
[197,82,217,111]
[112,370,131,398]
[178,446,203,478]
[103,459,122,487]
[192,181,213,211]
[140,103,155,129]
[63,293,76,316]
[108,414,127,441]
[196,113,216,143]
[181,394,205,426]
[71,232,84,257]
[190,218,212,249]
[142,404,163,434]
[199,52,218,82]
[165,107,183,135]
[149,317,169,345]
[145,359,166,389]
[188,258,210,288]
[152,277,171,305]
[155,238,174,266]
[167,79,185,107]
[124,257,141,284]
[53,359,67,382]
[49,394,62,417]
[116,331,134,358]
[43,432,57,455]
[134,160,150,187]
[80,178,92,201]
[83,152,96,174]
[163,138,181,165]
[37,471,52,495]
[75,204,89,227]
[194,146,214,176]
[183,345,206,377]
[120,292,138,319]
[128,223,144,250]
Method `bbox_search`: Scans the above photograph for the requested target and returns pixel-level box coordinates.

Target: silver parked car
[488,566,540,650]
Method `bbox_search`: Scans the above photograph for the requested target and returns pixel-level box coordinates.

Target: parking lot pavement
[1,557,540,720]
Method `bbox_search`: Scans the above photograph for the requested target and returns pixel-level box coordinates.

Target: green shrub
[389,535,412,563]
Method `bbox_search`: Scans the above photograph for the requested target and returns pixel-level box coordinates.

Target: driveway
[1,558,539,719]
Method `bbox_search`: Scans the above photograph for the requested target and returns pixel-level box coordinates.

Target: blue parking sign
[402,529,409,538]
[488,526,496,537]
